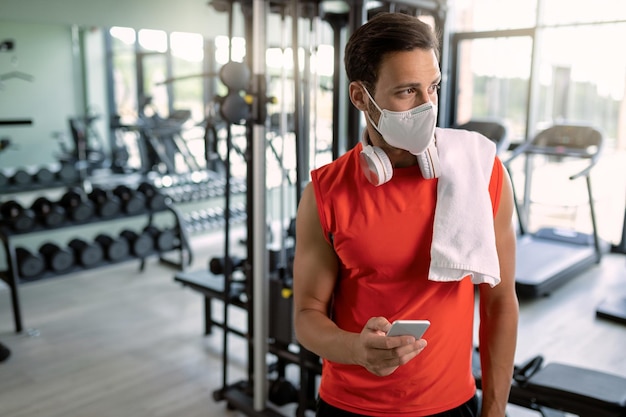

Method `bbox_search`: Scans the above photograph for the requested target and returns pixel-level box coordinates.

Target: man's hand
[354,316,428,376]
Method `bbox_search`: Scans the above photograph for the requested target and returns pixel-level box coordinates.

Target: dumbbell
[95,233,130,262]
[32,166,55,185]
[232,203,247,220]
[120,229,154,258]
[39,242,74,273]
[143,225,176,252]
[59,188,94,222]
[15,247,45,279]
[9,168,32,187]
[88,188,121,218]
[31,197,66,228]
[268,377,299,406]
[209,255,245,275]
[0,170,8,188]
[137,182,167,211]
[0,200,36,232]
[113,185,146,215]
[55,162,79,183]
[183,211,205,232]
[68,238,104,267]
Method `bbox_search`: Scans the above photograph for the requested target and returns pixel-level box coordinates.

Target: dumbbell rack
[0,190,193,333]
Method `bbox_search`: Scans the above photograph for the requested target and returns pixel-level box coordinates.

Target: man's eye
[428,84,441,94]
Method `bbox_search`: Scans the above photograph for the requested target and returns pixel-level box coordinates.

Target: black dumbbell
[9,168,32,187]
[268,376,299,406]
[113,185,146,215]
[137,182,167,211]
[68,238,104,267]
[209,255,245,275]
[59,188,94,222]
[56,162,79,183]
[0,200,36,232]
[0,170,8,188]
[144,225,176,252]
[88,188,121,218]
[15,247,45,279]
[31,197,66,228]
[33,166,55,185]
[39,242,74,273]
[120,229,154,258]
[94,233,130,262]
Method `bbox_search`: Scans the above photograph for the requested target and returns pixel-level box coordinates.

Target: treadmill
[505,124,606,298]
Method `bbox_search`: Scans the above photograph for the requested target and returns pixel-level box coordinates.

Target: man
[293,12,518,417]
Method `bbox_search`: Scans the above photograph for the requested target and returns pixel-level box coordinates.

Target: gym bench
[473,348,626,417]
[174,269,248,337]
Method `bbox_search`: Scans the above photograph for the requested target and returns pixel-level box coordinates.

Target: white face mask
[363,86,437,155]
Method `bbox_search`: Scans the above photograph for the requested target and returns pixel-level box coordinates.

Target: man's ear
[349,82,368,112]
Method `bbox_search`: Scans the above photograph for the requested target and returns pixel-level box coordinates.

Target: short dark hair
[344,12,440,92]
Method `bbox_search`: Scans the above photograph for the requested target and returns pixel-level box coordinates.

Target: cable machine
[174,2,451,416]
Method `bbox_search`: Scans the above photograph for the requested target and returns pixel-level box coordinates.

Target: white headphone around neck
[359,136,441,186]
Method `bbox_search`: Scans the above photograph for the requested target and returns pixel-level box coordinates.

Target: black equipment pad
[515,233,598,298]
[525,362,626,416]
[596,296,626,324]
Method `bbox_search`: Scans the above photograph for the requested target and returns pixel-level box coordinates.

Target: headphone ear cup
[417,144,441,179]
[360,145,393,186]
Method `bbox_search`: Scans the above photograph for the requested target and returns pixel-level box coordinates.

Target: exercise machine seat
[524,362,626,417]
[453,119,510,155]
[473,347,626,417]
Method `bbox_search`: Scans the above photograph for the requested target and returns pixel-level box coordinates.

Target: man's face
[366,48,441,122]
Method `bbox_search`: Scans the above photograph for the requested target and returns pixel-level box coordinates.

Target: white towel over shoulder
[428,128,501,287]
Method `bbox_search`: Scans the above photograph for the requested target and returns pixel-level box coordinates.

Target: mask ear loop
[361,84,385,133]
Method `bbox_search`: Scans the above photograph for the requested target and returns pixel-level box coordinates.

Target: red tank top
[311,135,503,416]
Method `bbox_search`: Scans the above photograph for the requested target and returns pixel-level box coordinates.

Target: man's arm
[292,183,425,376]
[479,163,519,417]
[292,182,351,362]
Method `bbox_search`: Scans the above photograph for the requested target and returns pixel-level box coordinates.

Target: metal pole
[251,0,268,411]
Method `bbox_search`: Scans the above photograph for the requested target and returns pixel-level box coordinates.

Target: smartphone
[386,320,431,339]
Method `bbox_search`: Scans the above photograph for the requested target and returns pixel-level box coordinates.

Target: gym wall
[0,0,233,171]
[0,21,80,168]
[0,0,229,36]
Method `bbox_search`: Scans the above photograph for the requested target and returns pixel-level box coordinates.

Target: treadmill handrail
[506,123,604,237]
[505,143,600,164]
